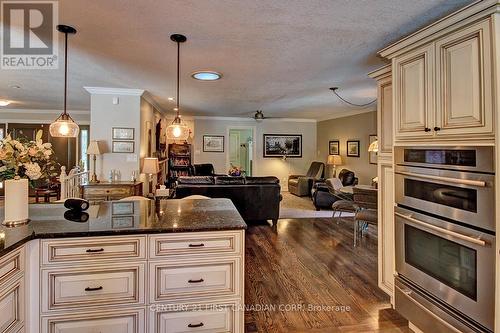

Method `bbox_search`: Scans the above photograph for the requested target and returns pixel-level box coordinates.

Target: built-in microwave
[394,146,495,232]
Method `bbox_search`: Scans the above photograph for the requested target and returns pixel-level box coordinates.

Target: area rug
[279,191,354,219]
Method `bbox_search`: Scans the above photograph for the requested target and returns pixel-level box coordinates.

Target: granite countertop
[0,198,247,257]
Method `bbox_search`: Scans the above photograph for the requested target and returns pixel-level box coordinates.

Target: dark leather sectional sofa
[173,176,281,225]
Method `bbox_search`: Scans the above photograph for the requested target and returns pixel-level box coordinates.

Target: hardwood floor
[244,217,409,333]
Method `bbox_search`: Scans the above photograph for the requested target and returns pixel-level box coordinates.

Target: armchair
[288,161,324,196]
[311,169,359,210]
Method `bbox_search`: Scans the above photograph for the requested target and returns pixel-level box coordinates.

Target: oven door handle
[396,171,487,187]
[395,212,487,247]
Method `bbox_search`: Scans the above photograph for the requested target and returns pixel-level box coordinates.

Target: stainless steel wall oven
[394,146,495,333]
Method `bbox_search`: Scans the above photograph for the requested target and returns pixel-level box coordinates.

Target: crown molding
[192,116,317,123]
[316,108,375,122]
[367,64,391,79]
[84,87,145,96]
[379,0,499,59]
[141,91,166,113]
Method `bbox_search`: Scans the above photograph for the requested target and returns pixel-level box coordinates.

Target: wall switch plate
[112,97,119,105]
[126,154,138,162]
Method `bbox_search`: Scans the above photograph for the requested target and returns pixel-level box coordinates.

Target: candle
[0,232,5,248]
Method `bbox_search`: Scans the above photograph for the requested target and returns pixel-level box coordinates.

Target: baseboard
[409,322,424,333]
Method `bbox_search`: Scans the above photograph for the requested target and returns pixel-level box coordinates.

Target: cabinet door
[435,19,493,137]
[393,44,434,139]
[377,75,393,155]
[378,161,394,299]
[0,278,24,333]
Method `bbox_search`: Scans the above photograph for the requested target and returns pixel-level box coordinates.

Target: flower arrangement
[0,130,58,184]
[228,163,242,177]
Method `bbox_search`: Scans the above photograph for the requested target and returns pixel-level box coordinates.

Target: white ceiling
[0,0,473,119]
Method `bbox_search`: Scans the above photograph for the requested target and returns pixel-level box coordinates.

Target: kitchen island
[0,198,246,333]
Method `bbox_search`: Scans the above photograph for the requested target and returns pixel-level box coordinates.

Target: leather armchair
[311,169,359,210]
[288,161,325,196]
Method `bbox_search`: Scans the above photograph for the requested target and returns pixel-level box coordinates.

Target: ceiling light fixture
[0,100,11,107]
[329,87,376,107]
[49,25,79,138]
[167,97,175,101]
[166,34,190,141]
[191,71,222,81]
[9,84,21,89]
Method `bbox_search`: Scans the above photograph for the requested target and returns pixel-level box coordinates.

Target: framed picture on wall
[329,140,340,155]
[112,141,135,153]
[203,135,224,152]
[263,134,302,158]
[112,127,134,140]
[346,140,360,157]
[369,134,377,165]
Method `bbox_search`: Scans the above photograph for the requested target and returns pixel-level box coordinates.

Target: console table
[80,181,143,202]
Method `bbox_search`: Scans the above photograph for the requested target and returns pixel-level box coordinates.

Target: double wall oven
[394,146,495,333]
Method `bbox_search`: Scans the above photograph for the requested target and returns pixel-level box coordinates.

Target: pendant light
[49,25,79,138]
[166,34,190,141]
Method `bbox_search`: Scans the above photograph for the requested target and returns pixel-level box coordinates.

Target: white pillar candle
[4,178,29,222]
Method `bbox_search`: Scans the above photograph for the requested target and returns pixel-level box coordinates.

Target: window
[79,128,89,171]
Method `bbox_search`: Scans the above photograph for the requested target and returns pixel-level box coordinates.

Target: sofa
[288,161,325,196]
[173,176,282,225]
[311,169,359,210]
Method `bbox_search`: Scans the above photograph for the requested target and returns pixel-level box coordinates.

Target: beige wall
[317,111,377,184]
[89,94,141,182]
[193,118,317,187]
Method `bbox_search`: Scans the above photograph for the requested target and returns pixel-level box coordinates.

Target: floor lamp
[327,155,343,178]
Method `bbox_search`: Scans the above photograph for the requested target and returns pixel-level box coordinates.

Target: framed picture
[112,127,134,140]
[263,134,302,158]
[203,135,224,152]
[112,216,134,229]
[329,140,340,155]
[347,140,360,157]
[112,141,135,153]
[112,201,134,215]
[369,134,378,165]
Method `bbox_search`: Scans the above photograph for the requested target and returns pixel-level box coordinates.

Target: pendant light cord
[330,87,376,107]
[176,40,180,117]
[63,31,68,115]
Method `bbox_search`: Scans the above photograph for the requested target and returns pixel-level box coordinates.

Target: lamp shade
[166,116,190,141]
[49,114,79,138]
[327,155,343,166]
[142,157,159,174]
[86,140,102,155]
[368,140,379,153]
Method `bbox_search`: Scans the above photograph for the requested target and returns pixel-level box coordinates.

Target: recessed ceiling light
[167,97,175,101]
[0,100,11,106]
[9,84,21,89]
[173,107,178,111]
[191,71,222,81]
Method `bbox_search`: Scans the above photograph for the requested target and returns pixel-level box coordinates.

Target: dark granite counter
[0,198,247,257]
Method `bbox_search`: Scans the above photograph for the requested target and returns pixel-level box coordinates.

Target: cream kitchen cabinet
[390,17,494,142]
[393,43,435,139]
[0,247,25,333]
[369,65,393,156]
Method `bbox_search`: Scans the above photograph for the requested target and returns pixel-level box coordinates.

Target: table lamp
[142,157,159,197]
[87,140,102,183]
[327,155,343,177]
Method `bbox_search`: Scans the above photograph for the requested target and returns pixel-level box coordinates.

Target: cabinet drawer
[41,308,145,333]
[149,231,243,258]
[152,302,238,333]
[0,278,24,333]
[150,257,241,303]
[84,186,132,196]
[0,248,24,286]
[41,263,145,312]
[41,236,146,265]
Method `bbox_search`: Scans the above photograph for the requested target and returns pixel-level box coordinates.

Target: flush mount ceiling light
[191,71,222,81]
[49,24,79,138]
[0,100,11,106]
[166,34,190,141]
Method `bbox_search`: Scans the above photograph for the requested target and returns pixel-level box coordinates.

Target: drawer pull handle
[188,278,204,283]
[86,248,104,253]
[84,286,103,292]
[188,243,205,248]
[188,322,204,328]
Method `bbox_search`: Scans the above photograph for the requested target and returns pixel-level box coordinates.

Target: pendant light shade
[50,25,79,138]
[166,34,190,141]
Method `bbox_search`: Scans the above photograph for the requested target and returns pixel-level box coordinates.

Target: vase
[3,178,30,227]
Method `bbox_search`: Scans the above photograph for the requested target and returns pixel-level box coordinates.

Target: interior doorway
[227,127,255,176]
